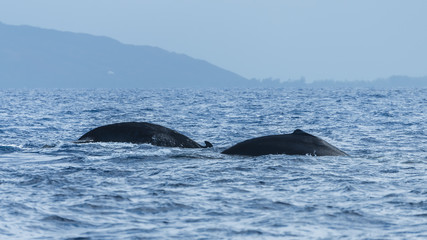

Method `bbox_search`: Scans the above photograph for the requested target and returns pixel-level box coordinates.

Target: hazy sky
[1,0,426,81]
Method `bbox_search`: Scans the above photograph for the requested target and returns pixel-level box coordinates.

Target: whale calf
[222,129,348,156]
[77,122,213,148]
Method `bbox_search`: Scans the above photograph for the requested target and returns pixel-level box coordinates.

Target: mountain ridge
[1,22,425,88]
[0,22,250,88]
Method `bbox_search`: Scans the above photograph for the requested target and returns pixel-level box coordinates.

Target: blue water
[0,88,426,239]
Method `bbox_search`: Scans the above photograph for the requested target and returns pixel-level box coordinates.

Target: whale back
[78,122,206,148]
[289,129,348,156]
[222,129,348,156]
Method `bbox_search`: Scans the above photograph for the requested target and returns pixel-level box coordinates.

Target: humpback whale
[77,122,213,148]
[222,129,348,156]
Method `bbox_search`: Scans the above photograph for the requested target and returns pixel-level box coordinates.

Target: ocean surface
[0,88,426,239]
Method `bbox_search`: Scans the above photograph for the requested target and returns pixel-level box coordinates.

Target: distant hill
[1,22,425,89]
[0,22,250,88]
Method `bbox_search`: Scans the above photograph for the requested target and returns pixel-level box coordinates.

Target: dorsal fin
[203,141,213,148]
[292,129,310,136]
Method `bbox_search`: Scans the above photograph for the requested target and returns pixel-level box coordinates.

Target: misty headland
[1,22,426,89]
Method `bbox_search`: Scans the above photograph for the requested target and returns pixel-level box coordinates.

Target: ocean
[0,88,426,239]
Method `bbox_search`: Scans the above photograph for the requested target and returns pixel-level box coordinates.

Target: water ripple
[0,88,426,239]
